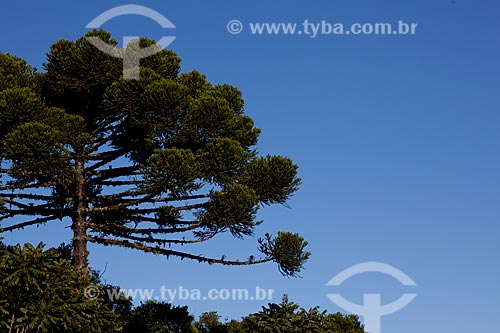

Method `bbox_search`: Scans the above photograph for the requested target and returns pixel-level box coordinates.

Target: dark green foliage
[0,243,119,333]
[202,183,259,238]
[128,38,181,80]
[191,296,365,333]
[241,156,301,205]
[0,30,308,276]
[141,148,201,196]
[195,311,230,333]
[199,138,250,185]
[238,295,365,333]
[0,241,360,333]
[0,53,33,91]
[259,232,311,277]
[123,301,196,333]
[42,30,123,124]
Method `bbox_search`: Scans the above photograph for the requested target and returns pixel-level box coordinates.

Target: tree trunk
[72,159,88,271]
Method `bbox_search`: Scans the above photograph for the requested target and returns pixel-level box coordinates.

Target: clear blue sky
[1,1,499,332]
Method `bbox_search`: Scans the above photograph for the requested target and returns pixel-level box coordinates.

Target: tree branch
[96,180,140,186]
[86,203,205,214]
[85,149,127,171]
[99,230,218,245]
[0,181,55,191]
[3,207,66,216]
[91,193,210,208]
[86,221,203,235]
[0,193,54,201]
[0,215,58,233]
[2,198,37,210]
[87,236,271,266]
[90,114,126,137]
[93,166,139,178]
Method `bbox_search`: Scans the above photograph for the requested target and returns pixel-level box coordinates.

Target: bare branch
[93,166,139,178]
[85,149,127,171]
[3,207,66,216]
[86,203,205,214]
[0,193,54,201]
[142,194,210,203]
[97,180,140,186]
[0,181,55,191]
[0,215,58,233]
[2,198,36,210]
[91,193,210,207]
[87,236,271,266]
[86,221,203,235]
[100,231,218,245]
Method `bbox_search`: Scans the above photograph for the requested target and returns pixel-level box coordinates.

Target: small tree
[123,301,196,333]
[0,30,309,275]
[195,311,228,333]
[0,242,119,333]
[193,296,366,333]
[240,295,365,333]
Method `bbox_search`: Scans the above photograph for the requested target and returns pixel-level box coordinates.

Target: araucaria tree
[0,30,309,276]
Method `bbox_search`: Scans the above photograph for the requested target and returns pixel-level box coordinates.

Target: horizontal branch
[0,181,55,191]
[93,166,139,179]
[91,193,210,207]
[85,149,127,170]
[143,194,210,203]
[100,230,218,245]
[87,236,271,266]
[86,221,203,235]
[2,198,36,210]
[127,216,199,226]
[3,207,67,217]
[96,180,140,186]
[86,203,205,214]
[0,193,54,201]
[91,189,143,202]
[0,215,58,233]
